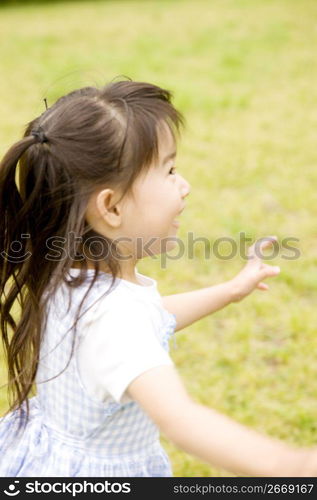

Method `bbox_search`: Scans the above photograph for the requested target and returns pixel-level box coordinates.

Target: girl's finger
[246,243,256,260]
[257,282,269,290]
[258,236,278,254]
[254,236,278,258]
[260,264,280,279]
[247,236,278,260]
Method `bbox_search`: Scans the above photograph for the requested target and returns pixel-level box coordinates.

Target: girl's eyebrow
[162,151,177,164]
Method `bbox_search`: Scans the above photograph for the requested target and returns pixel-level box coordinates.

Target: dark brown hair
[0,79,184,423]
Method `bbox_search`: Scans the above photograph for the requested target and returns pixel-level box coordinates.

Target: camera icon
[4,480,20,496]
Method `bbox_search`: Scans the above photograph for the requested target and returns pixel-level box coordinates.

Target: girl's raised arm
[127,365,317,477]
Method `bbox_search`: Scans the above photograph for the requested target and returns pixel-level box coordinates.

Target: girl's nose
[180,175,191,198]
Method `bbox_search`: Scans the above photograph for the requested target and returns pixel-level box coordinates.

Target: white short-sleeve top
[75,268,175,404]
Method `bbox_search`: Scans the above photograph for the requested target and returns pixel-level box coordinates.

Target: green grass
[1,0,317,477]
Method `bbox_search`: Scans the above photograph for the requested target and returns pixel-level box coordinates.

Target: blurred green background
[1,0,317,477]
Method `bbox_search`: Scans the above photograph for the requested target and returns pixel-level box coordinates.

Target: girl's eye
[169,166,176,175]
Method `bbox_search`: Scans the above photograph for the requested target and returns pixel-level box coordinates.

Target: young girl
[0,80,316,477]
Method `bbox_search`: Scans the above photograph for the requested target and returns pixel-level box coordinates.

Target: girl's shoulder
[73,269,164,326]
[84,285,162,328]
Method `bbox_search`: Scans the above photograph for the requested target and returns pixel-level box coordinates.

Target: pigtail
[0,135,39,419]
[0,136,35,281]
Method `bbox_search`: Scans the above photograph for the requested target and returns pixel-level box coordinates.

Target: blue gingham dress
[0,270,177,477]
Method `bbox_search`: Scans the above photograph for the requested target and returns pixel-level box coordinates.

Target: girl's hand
[230,236,280,302]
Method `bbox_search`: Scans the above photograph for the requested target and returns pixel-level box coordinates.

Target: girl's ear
[84,188,123,232]
[96,188,122,228]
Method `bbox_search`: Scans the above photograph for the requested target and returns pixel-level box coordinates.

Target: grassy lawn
[1,0,317,477]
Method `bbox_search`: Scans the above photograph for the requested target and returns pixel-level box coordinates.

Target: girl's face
[119,123,191,259]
